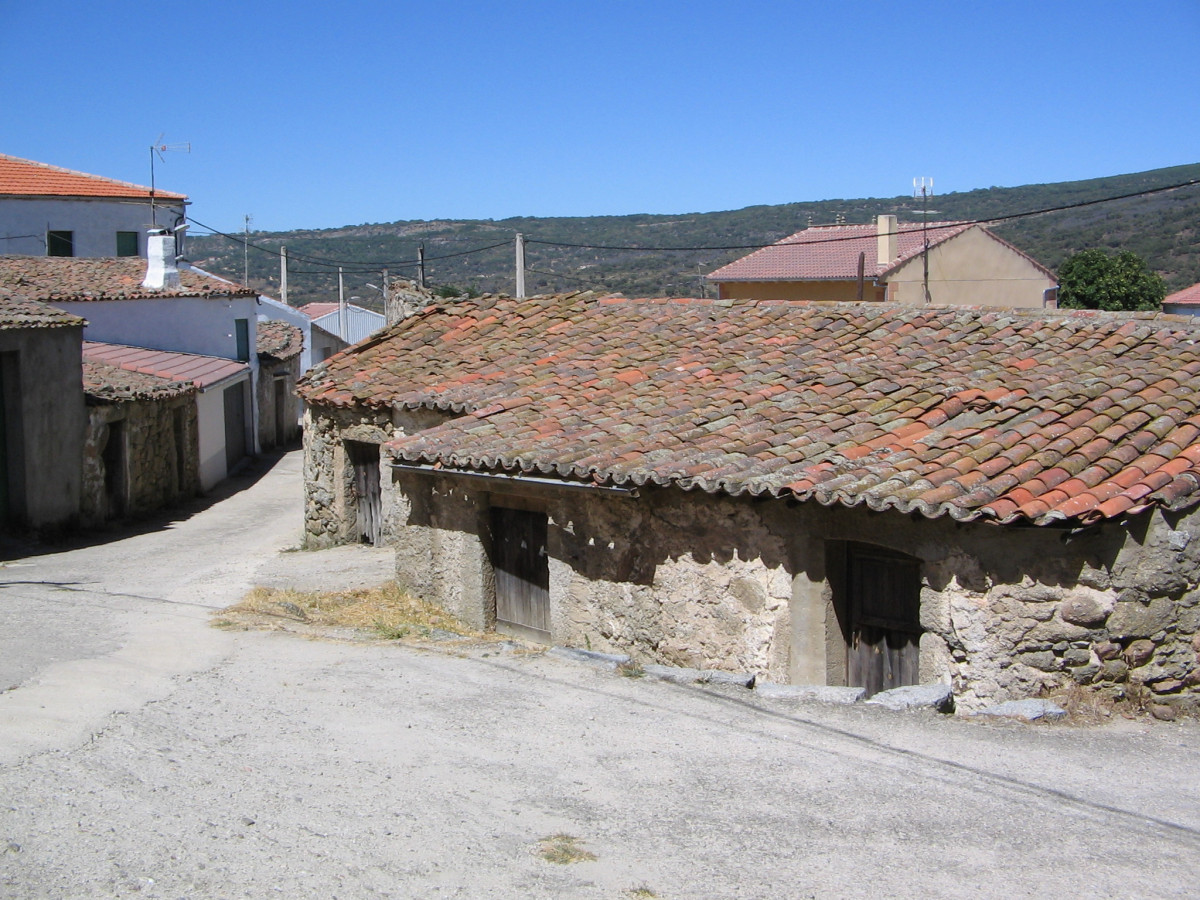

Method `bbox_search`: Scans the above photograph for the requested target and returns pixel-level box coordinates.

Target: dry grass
[214,581,489,643]
[536,833,597,865]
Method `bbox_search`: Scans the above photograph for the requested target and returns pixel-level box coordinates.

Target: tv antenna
[913,177,934,304]
[149,135,190,226]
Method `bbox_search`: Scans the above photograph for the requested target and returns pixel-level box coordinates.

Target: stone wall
[256,357,302,451]
[302,404,453,548]
[385,465,1200,713]
[82,396,199,523]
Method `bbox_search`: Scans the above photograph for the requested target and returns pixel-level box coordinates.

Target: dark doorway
[102,420,126,518]
[273,376,289,447]
[345,441,382,545]
[845,543,922,697]
[490,507,550,643]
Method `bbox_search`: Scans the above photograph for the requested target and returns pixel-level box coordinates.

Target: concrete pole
[418,245,426,288]
[338,267,346,341]
[280,246,289,306]
[515,233,526,299]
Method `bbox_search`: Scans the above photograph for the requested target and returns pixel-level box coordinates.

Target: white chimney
[143,228,181,290]
[876,215,898,268]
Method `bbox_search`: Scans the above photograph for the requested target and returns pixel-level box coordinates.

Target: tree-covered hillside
[187,163,1200,310]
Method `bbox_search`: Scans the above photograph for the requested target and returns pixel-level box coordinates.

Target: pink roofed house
[708,215,1058,308]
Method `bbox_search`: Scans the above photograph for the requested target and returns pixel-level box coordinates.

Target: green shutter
[235,319,250,362]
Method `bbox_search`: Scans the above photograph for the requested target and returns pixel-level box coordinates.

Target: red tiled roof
[0,257,256,301]
[299,302,340,318]
[708,221,976,282]
[1165,282,1200,306]
[83,361,196,402]
[83,341,247,390]
[0,153,186,201]
[256,319,304,360]
[299,292,1200,527]
[0,293,85,329]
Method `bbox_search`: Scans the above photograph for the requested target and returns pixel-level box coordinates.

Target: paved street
[1,451,1198,899]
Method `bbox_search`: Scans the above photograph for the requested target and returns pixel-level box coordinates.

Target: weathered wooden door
[223,383,247,472]
[846,544,922,697]
[491,507,550,642]
[345,441,382,545]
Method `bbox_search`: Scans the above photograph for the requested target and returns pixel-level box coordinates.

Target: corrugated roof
[83,341,248,390]
[0,153,187,201]
[0,256,256,301]
[299,291,1200,527]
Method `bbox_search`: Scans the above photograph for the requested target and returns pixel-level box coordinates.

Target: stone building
[81,351,200,522]
[298,292,1200,712]
[255,320,303,451]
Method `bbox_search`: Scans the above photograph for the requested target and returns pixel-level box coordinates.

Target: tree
[1057,249,1166,311]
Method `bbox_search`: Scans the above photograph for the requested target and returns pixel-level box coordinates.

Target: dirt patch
[212,581,514,650]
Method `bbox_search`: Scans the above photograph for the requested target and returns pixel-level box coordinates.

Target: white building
[0,153,187,259]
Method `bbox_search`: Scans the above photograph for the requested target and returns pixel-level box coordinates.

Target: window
[47,231,74,257]
[235,319,250,362]
[116,231,139,257]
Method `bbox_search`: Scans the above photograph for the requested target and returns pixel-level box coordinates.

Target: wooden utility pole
[280,246,289,305]
[515,233,526,298]
[417,245,426,288]
[856,251,865,301]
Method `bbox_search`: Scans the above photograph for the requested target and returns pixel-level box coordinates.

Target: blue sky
[2,1,1197,233]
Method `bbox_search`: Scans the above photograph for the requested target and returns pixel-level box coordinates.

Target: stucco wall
[716,280,885,302]
[0,197,186,258]
[888,227,1056,308]
[0,325,85,528]
[82,396,199,523]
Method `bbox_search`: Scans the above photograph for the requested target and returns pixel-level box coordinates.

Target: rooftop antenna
[149,135,190,227]
[913,177,934,304]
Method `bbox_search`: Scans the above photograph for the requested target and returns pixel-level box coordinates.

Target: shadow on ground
[0,449,295,562]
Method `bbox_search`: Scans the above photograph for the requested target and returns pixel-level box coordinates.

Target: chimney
[143,228,181,290]
[876,215,898,268]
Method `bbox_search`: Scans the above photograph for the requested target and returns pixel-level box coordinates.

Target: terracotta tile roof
[83,360,196,402]
[298,292,1200,527]
[707,221,975,282]
[298,302,341,318]
[83,341,247,390]
[0,293,85,329]
[0,153,186,201]
[0,257,256,301]
[1165,282,1200,306]
[256,319,304,360]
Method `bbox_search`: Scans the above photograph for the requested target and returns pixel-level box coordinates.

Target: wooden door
[273,376,288,448]
[846,544,922,697]
[345,441,382,545]
[223,383,247,471]
[491,507,550,642]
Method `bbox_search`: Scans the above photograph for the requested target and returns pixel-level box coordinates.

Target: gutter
[390,461,639,497]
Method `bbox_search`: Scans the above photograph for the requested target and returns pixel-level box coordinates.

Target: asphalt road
[1,451,1197,899]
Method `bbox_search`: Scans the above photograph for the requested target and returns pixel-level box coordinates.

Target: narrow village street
[0,451,1197,899]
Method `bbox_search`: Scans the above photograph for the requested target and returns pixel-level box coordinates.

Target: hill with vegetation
[187,163,1200,310]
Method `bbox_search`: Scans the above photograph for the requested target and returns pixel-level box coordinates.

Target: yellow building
[708,215,1058,308]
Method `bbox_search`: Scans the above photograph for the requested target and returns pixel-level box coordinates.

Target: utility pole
[914,177,933,305]
[417,245,426,288]
[243,214,252,286]
[280,246,289,306]
[515,233,526,299]
[381,268,390,316]
[338,266,346,341]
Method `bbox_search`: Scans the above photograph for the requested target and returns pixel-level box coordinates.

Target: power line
[522,177,1200,253]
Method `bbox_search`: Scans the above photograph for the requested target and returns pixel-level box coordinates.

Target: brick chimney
[143,228,181,290]
[876,215,898,268]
